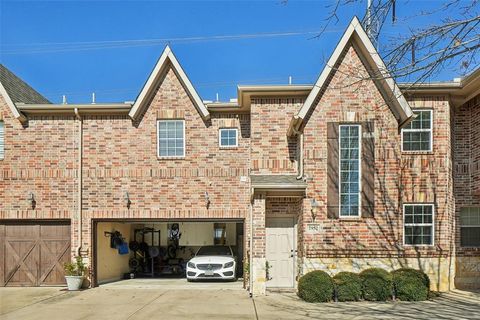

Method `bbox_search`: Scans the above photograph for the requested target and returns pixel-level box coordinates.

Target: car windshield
[196,245,232,256]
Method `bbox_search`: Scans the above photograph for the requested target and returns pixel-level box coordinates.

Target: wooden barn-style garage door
[0,221,71,286]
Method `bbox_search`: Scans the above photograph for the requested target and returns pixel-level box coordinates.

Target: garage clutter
[98,221,243,283]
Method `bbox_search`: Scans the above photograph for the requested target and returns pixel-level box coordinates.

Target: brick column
[251,193,266,295]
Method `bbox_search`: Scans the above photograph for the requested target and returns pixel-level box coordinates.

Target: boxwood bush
[298,270,334,303]
[359,268,393,301]
[391,268,430,301]
[333,272,362,301]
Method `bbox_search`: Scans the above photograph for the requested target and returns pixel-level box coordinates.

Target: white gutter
[74,108,83,256]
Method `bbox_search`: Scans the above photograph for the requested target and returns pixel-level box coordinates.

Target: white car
[186,245,236,281]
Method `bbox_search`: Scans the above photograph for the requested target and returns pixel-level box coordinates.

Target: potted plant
[63,256,87,291]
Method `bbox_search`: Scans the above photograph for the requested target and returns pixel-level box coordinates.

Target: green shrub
[392,268,430,301]
[298,270,334,303]
[359,268,392,301]
[333,272,362,301]
[63,256,87,276]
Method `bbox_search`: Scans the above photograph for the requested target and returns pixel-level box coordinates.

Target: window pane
[461,227,480,247]
[461,207,480,226]
[402,110,432,151]
[339,125,361,217]
[158,120,184,157]
[404,205,434,245]
[220,129,237,147]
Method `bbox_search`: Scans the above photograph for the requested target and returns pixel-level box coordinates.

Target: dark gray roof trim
[0,64,51,104]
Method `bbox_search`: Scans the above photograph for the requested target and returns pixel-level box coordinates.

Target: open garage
[93,220,244,285]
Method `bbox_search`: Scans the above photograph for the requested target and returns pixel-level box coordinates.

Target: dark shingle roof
[0,64,50,104]
[250,175,307,188]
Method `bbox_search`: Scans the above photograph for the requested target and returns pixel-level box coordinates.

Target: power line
[1,28,345,55]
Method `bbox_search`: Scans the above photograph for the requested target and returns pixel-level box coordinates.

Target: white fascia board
[0,81,27,123]
[129,45,210,121]
[296,16,413,125]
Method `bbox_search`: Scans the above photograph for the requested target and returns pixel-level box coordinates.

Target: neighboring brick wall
[454,94,480,257]
[453,93,480,289]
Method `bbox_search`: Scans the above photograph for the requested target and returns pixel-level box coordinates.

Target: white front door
[265,216,295,288]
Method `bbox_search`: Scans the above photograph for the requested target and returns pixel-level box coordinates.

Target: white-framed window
[401,109,433,152]
[157,120,185,158]
[0,121,4,160]
[403,204,434,246]
[339,124,361,217]
[460,207,480,247]
[219,128,238,148]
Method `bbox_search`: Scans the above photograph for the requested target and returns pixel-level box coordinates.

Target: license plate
[205,270,214,276]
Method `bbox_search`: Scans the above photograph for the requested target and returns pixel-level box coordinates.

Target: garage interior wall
[96,222,132,284]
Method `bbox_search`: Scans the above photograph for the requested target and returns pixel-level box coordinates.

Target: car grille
[196,263,222,271]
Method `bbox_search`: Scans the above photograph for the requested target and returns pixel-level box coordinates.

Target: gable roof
[288,16,413,136]
[129,46,210,121]
[0,64,51,123]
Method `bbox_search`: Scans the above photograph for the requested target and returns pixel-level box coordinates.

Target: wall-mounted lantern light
[124,191,131,209]
[311,198,320,222]
[28,192,36,209]
[205,191,210,209]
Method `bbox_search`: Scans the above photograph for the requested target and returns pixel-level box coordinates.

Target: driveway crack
[126,291,167,319]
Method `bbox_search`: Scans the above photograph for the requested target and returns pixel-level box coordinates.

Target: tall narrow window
[404,204,434,246]
[460,207,480,247]
[157,120,185,157]
[339,124,361,217]
[0,121,4,159]
[401,110,433,152]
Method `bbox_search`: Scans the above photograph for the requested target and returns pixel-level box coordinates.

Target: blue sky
[0,0,471,104]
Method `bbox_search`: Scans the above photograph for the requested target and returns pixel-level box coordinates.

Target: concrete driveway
[0,279,252,320]
[1,279,479,320]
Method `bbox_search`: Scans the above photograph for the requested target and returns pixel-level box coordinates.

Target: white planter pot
[65,276,84,291]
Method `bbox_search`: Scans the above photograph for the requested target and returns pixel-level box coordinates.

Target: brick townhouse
[1,17,479,295]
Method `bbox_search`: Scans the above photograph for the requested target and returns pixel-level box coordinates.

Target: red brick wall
[454,94,480,257]
[0,46,460,286]
[250,97,302,174]
[299,44,454,259]
[0,98,77,220]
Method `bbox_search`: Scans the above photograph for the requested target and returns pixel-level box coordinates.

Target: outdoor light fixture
[28,192,36,209]
[205,191,210,209]
[311,198,320,222]
[124,191,131,209]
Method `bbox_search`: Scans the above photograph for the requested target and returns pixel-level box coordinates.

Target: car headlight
[224,261,234,268]
[187,262,196,268]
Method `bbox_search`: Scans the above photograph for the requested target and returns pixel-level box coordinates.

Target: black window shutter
[361,121,375,218]
[327,122,340,219]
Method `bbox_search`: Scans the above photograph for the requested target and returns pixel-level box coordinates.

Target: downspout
[74,108,83,256]
[249,196,253,297]
[295,129,304,180]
